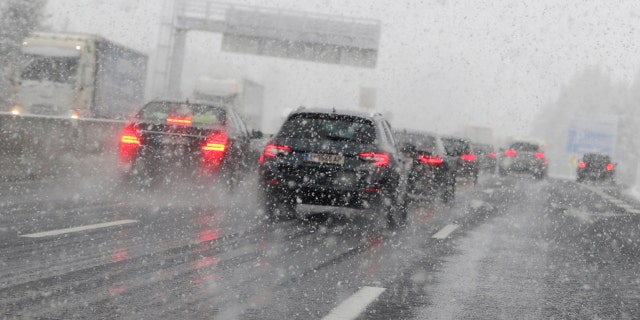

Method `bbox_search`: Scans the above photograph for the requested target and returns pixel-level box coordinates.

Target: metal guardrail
[0,113,126,181]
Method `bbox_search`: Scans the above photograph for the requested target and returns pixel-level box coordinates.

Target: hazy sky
[45,0,640,135]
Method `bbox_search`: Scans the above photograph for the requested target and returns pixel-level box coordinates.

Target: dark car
[471,142,497,174]
[258,108,408,228]
[117,100,254,185]
[441,136,479,184]
[395,130,457,203]
[498,141,547,179]
[577,153,615,182]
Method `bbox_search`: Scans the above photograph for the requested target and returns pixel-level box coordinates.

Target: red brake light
[120,124,140,145]
[418,154,443,165]
[460,153,476,162]
[359,152,389,167]
[534,152,545,159]
[166,117,192,125]
[118,123,141,165]
[486,152,496,158]
[606,163,614,171]
[578,161,585,169]
[202,131,228,153]
[504,149,517,157]
[201,131,228,173]
[260,144,291,163]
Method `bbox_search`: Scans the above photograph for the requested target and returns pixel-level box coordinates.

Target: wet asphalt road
[2,171,640,319]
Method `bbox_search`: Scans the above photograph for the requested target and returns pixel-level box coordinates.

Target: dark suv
[441,136,479,184]
[498,141,547,179]
[258,109,407,228]
[577,153,615,182]
[117,100,254,185]
[396,130,457,203]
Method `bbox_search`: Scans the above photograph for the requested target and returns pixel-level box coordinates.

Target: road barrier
[0,112,126,181]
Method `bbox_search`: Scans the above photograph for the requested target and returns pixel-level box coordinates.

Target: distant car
[577,153,615,182]
[117,100,254,185]
[498,141,547,179]
[471,142,497,174]
[258,108,408,228]
[441,136,478,184]
[395,130,457,203]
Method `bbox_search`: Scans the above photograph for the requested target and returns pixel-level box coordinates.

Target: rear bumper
[261,182,383,210]
[578,170,613,180]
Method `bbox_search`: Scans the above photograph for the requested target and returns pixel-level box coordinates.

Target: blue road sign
[566,117,618,156]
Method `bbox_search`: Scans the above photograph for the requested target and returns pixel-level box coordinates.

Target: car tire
[386,193,408,230]
[441,180,455,203]
[262,189,295,222]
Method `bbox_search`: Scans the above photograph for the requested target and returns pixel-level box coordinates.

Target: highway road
[2,171,640,319]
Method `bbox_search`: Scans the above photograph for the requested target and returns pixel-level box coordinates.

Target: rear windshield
[137,101,226,126]
[442,138,471,156]
[397,133,438,152]
[584,153,611,163]
[278,113,376,144]
[510,142,539,152]
[471,143,492,153]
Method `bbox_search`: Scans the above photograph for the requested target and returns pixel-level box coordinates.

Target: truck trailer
[9,32,147,119]
[193,76,265,131]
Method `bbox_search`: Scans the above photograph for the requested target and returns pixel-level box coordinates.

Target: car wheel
[262,190,295,222]
[534,170,546,180]
[386,194,408,230]
[441,180,456,203]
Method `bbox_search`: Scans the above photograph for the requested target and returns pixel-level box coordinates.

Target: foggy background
[40,0,640,184]
[44,0,640,135]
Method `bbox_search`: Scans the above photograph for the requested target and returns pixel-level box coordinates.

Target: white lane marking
[20,220,138,238]
[580,184,640,214]
[322,286,386,320]
[432,224,459,239]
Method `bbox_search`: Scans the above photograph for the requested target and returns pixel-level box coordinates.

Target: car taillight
[487,152,496,158]
[203,132,227,152]
[118,124,141,165]
[201,131,228,174]
[202,131,228,154]
[418,154,443,165]
[460,153,476,162]
[120,124,141,145]
[534,152,545,159]
[578,161,585,169]
[166,117,192,125]
[259,144,291,163]
[359,152,389,167]
[504,149,517,157]
[606,163,614,171]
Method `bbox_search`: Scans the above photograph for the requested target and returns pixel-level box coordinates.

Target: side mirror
[250,130,263,139]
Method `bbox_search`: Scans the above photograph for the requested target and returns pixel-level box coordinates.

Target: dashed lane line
[19,220,138,238]
[432,224,459,240]
[321,286,386,320]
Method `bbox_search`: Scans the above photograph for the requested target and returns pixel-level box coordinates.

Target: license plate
[304,153,344,165]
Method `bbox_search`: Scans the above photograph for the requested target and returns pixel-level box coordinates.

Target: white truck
[8,32,147,119]
[193,76,265,131]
